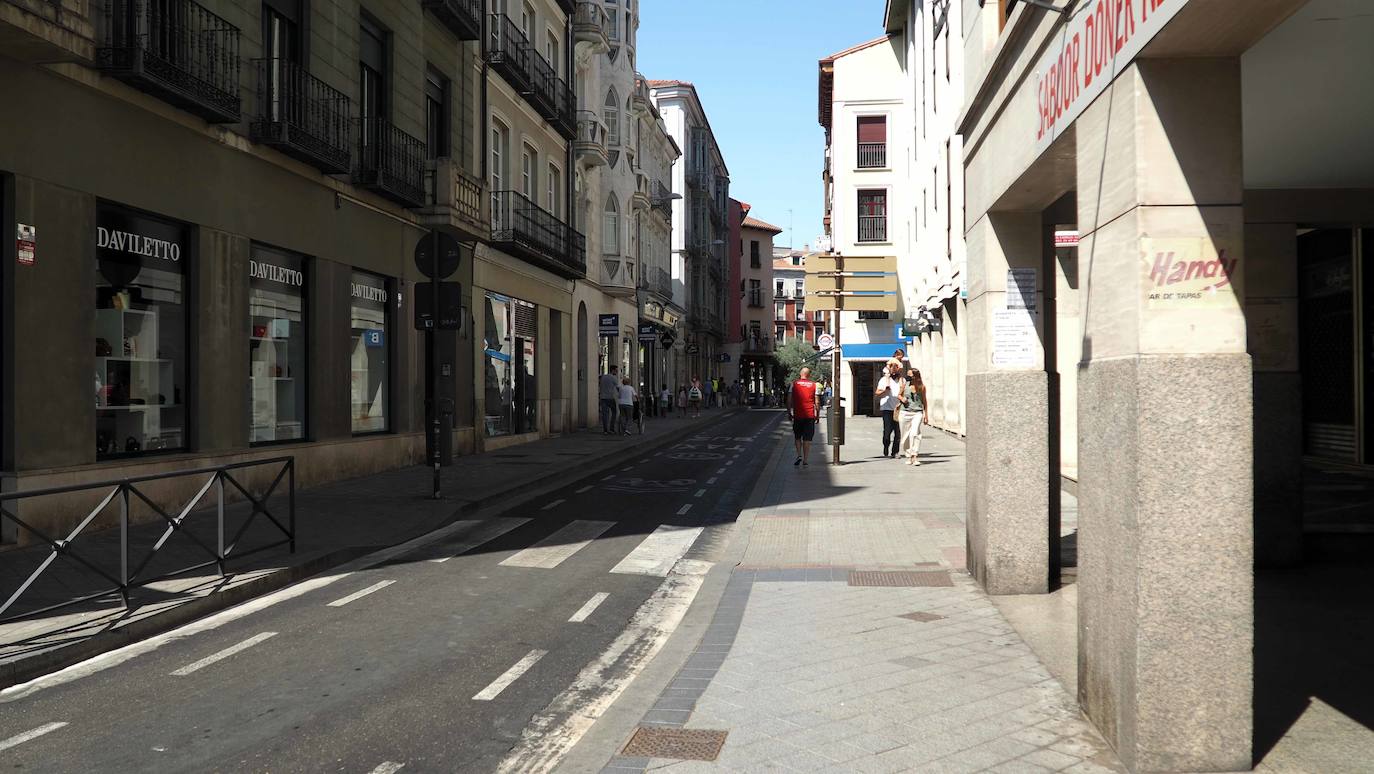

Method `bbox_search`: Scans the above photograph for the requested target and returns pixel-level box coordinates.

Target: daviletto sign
[1033,0,1187,153]
[97,226,182,261]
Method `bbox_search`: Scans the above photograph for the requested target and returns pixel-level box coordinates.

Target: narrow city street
[0,411,781,773]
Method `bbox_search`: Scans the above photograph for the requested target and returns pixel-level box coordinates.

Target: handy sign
[1142,237,1241,308]
[16,223,35,266]
[598,313,620,337]
[1034,0,1185,154]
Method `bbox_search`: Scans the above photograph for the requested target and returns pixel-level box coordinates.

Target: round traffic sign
[818,333,835,350]
[414,231,465,279]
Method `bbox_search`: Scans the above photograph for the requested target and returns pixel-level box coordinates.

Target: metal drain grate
[899,611,946,622]
[849,570,953,587]
[622,727,728,761]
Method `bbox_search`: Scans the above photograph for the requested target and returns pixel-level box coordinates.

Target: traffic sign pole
[429,229,441,500]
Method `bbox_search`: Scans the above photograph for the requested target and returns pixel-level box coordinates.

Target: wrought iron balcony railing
[858,215,888,243]
[642,265,672,299]
[490,189,586,279]
[421,0,480,41]
[98,0,241,123]
[651,179,673,218]
[742,335,773,355]
[487,12,533,94]
[489,12,574,138]
[857,142,887,169]
[354,116,426,207]
[251,57,351,174]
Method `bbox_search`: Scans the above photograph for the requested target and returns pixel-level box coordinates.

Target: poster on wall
[16,223,35,265]
[1007,268,1036,311]
[992,309,1037,368]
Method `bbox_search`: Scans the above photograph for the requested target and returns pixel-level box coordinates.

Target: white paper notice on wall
[16,223,35,266]
[1007,268,1036,311]
[992,309,1037,368]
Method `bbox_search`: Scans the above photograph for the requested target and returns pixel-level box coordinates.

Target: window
[359,16,386,165]
[249,245,307,444]
[774,301,785,320]
[547,162,561,216]
[491,120,509,223]
[605,89,620,146]
[425,67,448,159]
[750,240,760,268]
[775,280,785,297]
[483,293,537,437]
[262,0,301,124]
[792,254,801,266]
[606,1,620,40]
[349,270,390,434]
[858,190,888,242]
[857,116,887,168]
[795,300,806,321]
[520,1,535,39]
[814,309,823,322]
[748,279,762,307]
[776,326,786,342]
[95,204,189,458]
[546,31,560,77]
[521,143,536,199]
[603,194,620,255]
[794,279,804,298]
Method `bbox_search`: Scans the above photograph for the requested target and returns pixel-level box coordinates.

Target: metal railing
[651,179,673,217]
[487,12,533,94]
[251,57,352,174]
[490,189,586,279]
[857,142,887,169]
[355,116,426,207]
[742,335,772,354]
[858,215,888,243]
[98,0,241,123]
[421,0,481,41]
[0,457,294,624]
[643,265,672,298]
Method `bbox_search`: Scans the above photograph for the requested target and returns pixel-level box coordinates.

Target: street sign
[717,353,731,363]
[805,254,898,274]
[413,232,465,278]
[638,323,658,342]
[598,313,620,337]
[660,332,676,349]
[414,282,463,330]
[805,254,900,313]
[817,333,834,350]
[685,343,701,355]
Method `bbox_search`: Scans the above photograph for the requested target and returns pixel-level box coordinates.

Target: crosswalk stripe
[473,649,547,701]
[576,485,593,493]
[611,526,704,577]
[326,580,395,607]
[499,521,616,569]
[0,722,67,753]
[541,499,565,511]
[694,489,706,498]
[171,632,277,676]
[428,518,531,563]
[676,504,692,516]
[568,592,610,622]
[369,763,405,774]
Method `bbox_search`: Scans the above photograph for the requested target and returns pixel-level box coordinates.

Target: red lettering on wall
[1070,34,1081,105]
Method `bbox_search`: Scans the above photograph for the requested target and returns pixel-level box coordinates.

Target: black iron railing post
[119,484,130,608]
[288,460,296,554]
[216,471,226,575]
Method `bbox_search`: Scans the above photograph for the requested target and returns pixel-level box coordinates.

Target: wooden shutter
[857,116,886,143]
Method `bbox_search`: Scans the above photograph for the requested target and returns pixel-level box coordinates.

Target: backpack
[689,386,702,401]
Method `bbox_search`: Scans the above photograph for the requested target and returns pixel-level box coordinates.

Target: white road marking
[568,592,610,623]
[369,762,405,774]
[428,518,531,563]
[707,477,717,484]
[602,474,615,480]
[610,526,704,577]
[473,649,547,701]
[0,517,526,702]
[676,504,692,516]
[326,580,395,607]
[170,632,277,676]
[639,458,650,463]
[499,521,615,569]
[0,722,68,753]
[621,467,633,472]
[576,485,593,494]
[541,499,565,511]
[716,467,726,474]
[694,489,706,498]
[496,562,711,772]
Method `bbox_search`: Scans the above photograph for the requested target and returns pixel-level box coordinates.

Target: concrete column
[1054,244,1081,483]
[192,229,250,452]
[941,298,962,433]
[965,211,1051,595]
[928,325,945,425]
[1246,223,1302,566]
[1075,59,1252,772]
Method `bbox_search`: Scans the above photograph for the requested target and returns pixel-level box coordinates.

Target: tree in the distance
[775,337,832,384]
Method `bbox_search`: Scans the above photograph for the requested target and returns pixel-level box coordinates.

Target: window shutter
[857,116,886,144]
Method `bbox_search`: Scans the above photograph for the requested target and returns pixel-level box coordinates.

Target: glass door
[1299,227,1356,460]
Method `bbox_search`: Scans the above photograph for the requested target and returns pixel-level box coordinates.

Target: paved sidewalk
[0,408,740,686]
[599,413,1125,773]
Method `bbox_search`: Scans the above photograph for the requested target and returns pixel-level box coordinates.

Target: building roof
[821,35,893,63]
[646,79,692,88]
[743,216,784,235]
[648,79,730,178]
[818,35,895,131]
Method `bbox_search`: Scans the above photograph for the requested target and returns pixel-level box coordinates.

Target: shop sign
[685,343,701,355]
[249,258,303,286]
[599,313,620,336]
[718,353,731,363]
[1055,230,1079,247]
[96,205,187,267]
[351,281,387,303]
[363,330,385,348]
[642,299,665,323]
[97,225,181,261]
[16,223,35,266]
[1034,0,1185,154]
[638,323,658,342]
[1143,237,1241,308]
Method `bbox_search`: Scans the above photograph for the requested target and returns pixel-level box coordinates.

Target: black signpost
[416,230,464,500]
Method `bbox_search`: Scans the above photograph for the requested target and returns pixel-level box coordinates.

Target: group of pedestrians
[875,350,928,465]
[597,365,641,436]
[599,368,746,435]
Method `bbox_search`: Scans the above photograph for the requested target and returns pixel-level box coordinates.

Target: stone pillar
[965,211,1051,595]
[941,298,962,433]
[1246,223,1302,566]
[928,324,945,425]
[1075,59,1252,772]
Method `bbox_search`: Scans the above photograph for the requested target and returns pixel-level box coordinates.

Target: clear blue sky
[637,0,888,251]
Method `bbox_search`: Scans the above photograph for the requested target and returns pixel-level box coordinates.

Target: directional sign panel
[807,275,898,294]
[806,293,899,313]
[804,254,898,275]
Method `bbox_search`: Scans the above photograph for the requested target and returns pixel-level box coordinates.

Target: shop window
[249,246,307,444]
[483,293,537,437]
[349,270,390,433]
[95,204,188,458]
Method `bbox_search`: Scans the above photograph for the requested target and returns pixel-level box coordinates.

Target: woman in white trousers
[898,368,928,465]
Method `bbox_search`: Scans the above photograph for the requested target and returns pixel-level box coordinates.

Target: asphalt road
[0,410,782,773]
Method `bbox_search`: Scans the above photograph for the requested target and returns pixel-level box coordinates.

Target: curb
[0,409,746,691]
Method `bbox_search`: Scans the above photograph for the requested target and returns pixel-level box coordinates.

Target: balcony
[686,165,709,191]
[417,157,488,243]
[651,179,673,219]
[251,58,352,174]
[490,190,586,279]
[1,0,95,63]
[530,52,576,140]
[354,117,425,207]
[422,0,480,41]
[572,0,608,56]
[632,76,652,116]
[642,266,672,300]
[858,215,888,243]
[601,260,636,296]
[632,170,651,212]
[487,12,533,95]
[97,0,241,123]
[742,335,773,356]
[857,142,887,169]
[572,111,608,167]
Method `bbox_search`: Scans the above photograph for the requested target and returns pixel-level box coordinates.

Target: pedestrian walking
[617,377,637,435]
[788,366,821,467]
[874,359,905,458]
[659,383,672,417]
[677,385,688,418]
[898,367,928,465]
[704,378,715,409]
[598,365,620,434]
[689,376,703,417]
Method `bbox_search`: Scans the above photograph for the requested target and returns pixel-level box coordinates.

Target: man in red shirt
[788,366,821,467]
